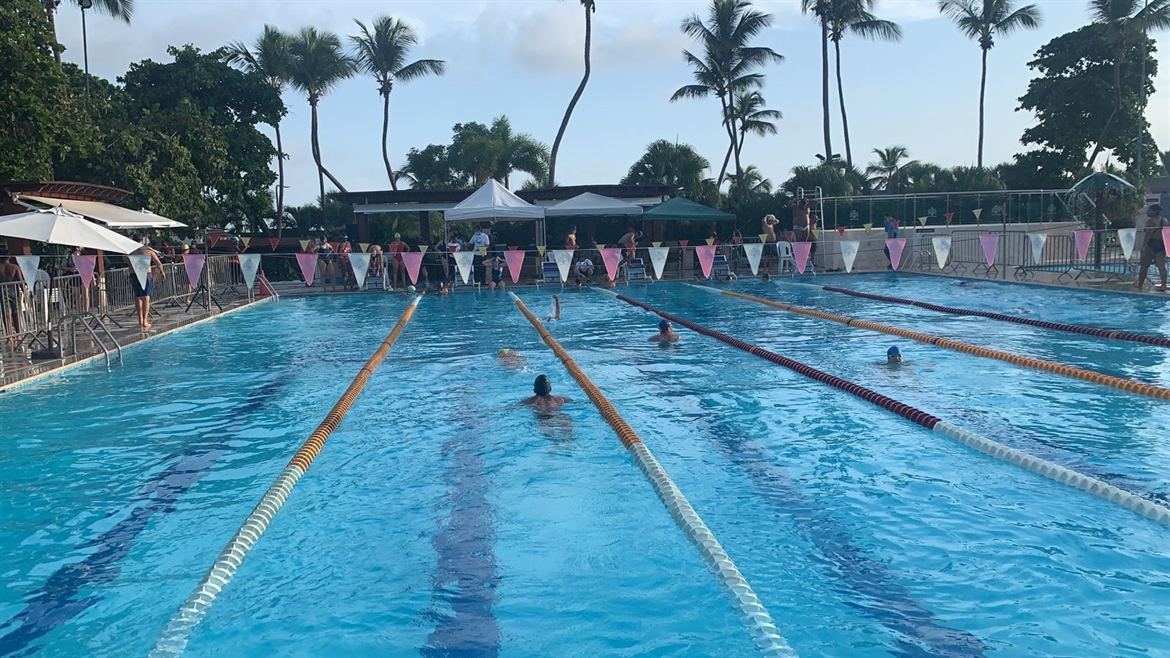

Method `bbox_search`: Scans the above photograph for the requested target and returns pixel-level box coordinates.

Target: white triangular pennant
[552,249,573,283]
[238,254,261,290]
[743,243,763,275]
[14,256,40,289]
[349,253,372,289]
[128,254,151,289]
[1027,233,1047,265]
[1117,228,1137,260]
[932,236,952,268]
[454,251,475,284]
[839,240,859,273]
[648,246,669,280]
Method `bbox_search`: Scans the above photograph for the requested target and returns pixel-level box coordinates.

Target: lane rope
[509,292,796,658]
[823,286,1170,348]
[711,287,1170,402]
[611,292,1170,527]
[148,296,422,658]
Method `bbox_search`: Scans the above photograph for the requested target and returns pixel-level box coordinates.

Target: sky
[54,0,1170,206]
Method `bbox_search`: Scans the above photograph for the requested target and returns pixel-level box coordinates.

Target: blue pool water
[0,274,1167,657]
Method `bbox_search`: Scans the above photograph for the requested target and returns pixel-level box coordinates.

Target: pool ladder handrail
[58,311,123,369]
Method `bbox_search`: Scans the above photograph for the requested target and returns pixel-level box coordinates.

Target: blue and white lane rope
[510,292,796,658]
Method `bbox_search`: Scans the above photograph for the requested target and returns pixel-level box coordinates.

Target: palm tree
[621,139,711,199]
[287,27,356,211]
[827,0,902,169]
[738,164,773,194]
[718,91,781,189]
[866,145,918,191]
[350,15,446,191]
[489,116,549,188]
[43,0,133,65]
[938,0,1041,168]
[1086,0,1170,169]
[549,0,597,187]
[672,0,783,188]
[800,0,834,163]
[225,26,293,237]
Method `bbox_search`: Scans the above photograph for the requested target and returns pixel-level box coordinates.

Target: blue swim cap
[887,346,901,356]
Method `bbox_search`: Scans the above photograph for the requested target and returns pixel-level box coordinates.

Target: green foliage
[621,139,712,202]
[402,144,467,190]
[781,164,859,197]
[0,0,65,181]
[446,116,548,188]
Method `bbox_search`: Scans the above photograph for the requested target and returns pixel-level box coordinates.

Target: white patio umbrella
[0,207,144,254]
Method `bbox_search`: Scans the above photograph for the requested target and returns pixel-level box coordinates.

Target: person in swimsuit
[488,256,506,290]
[649,319,681,343]
[565,225,578,250]
[497,348,527,369]
[887,346,903,364]
[1136,204,1168,292]
[762,214,779,273]
[388,233,407,290]
[882,213,899,268]
[128,237,166,331]
[0,256,25,347]
[316,238,335,292]
[546,294,561,321]
[521,374,571,410]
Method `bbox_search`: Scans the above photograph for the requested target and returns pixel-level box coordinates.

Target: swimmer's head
[887,346,902,363]
[761,272,772,282]
[658,319,672,334]
[533,374,552,396]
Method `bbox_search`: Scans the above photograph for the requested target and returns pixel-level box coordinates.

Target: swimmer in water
[497,348,527,369]
[761,271,772,283]
[649,319,681,343]
[886,346,903,364]
[954,280,983,288]
[521,374,571,410]
[546,294,561,321]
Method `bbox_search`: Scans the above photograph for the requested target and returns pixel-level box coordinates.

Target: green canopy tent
[642,197,735,245]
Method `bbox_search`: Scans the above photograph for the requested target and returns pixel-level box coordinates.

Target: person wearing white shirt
[470,227,491,284]
[573,257,595,287]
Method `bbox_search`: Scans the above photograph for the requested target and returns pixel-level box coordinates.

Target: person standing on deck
[1135,204,1168,291]
[388,233,407,290]
[129,236,166,331]
[882,213,899,269]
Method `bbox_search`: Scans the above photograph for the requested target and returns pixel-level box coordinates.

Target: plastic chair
[777,242,797,276]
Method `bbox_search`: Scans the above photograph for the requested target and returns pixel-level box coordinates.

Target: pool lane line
[712,287,1170,402]
[823,286,1170,348]
[148,295,422,658]
[612,292,1170,528]
[509,292,797,658]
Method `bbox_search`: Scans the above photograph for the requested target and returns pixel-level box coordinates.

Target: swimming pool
[0,274,1166,657]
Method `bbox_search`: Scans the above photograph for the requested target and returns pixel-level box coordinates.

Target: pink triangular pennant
[401,251,423,284]
[792,242,812,274]
[979,234,998,267]
[508,246,518,250]
[836,226,846,236]
[504,249,524,283]
[886,238,906,270]
[295,252,317,286]
[678,240,689,248]
[209,235,220,248]
[695,245,716,278]
[1163,227,1170,255]
[600,247,623,281]
[269,238,280,251]
[1074,229,1093,263]
[944,212,954,225]
[183,254,206,287]
[73,255,96,288]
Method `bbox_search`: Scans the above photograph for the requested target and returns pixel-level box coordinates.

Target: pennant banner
[504,249,524,284]
[454,251,475,284]
[743,243,763,275]
[295,253,317,286]
[979,234,998,268]
[793,242,812,274]
[536,245,547,257]
[648,246,669,280]
[600,247,623,282]
[863,222,873,234]
[972,208,983,221]
[241,237,252,249]
[1074,229,1093,263]
[238,254,261,290]
[678,240,689,248]
[836,226,846,237]
[1163,226,1170,255]
[360,242,370,253]
[758,234,767,243]
[552,249,573,283]
[918,216,928,226]
[944,212,954,225]
[209,235,220,248]
[73,255,97,288]
[932,236,952,268]
[886,238,906,270]
[651,241,662,248]
[14,256,40,289]
[349,253,372,289]
[696,245,716,279]
[269,238,280,251]
[1117,228,1137,260]
[1027,233,1047,264]
[840,240,859,274]
[128,254,152,289]
[299,240,311,252]
[402,252,424,285]
[705,237,715,246]
[183,254,206,287]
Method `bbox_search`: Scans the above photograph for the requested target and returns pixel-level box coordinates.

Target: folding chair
[626,258,647,282]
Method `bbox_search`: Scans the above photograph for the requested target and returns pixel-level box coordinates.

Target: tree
[402,144,467,190]
[1,0,66,181]
[938,0,1041,167]
[43,0,133,65]
[1017,24,1160,178]
[1085,0,1170,169]
[288,27,355,211]
[672,0,783,188]
[800,0,834,163]
[447,117,548,188]
[782,163,859,197]
[225,25,292,236]
[549,0,596,187]
[738,164,773,194]
[827,0,902,168]
[865,145,917,191]
[621,139,711,200]
[350,15,445,191]
[719,91,781,190]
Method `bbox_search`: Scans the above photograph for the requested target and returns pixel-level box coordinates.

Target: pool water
[0,274,1167,657]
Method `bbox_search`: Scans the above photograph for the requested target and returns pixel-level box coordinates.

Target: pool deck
[4,267,1162,393]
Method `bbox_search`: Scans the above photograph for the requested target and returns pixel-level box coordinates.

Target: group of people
[759,194,820,274]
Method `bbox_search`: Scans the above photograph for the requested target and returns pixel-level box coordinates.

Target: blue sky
[55,0,1169,205]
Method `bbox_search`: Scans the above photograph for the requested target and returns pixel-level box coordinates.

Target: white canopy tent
[545,192,644,218]
[444,179,545,222]
[16,194,187,230]
[0,207,145,254]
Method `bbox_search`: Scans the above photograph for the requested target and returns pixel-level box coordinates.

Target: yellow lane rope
[717,288,1170,402]
[149,296,422,658]
[509,292,796,657]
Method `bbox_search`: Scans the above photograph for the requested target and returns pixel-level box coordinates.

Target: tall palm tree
[738,164,773,194]
[672,0,783,188]
[866,145,918,191]
[828,0,902,169]
[718,91,781,188]
[43,0,133,65]
[620,139,711,199]
[1086,0,1170,169]
[287,27,356,211]
[350,15,446,191]
[800,0,834,163]
[938,0,1041,167]
[225,26,293,237]
[549,0,597,188]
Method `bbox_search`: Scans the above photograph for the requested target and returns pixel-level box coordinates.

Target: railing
[820,189,1076,230]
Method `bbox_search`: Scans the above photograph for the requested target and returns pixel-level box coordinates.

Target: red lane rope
[823,286,1170,348]
[614,294,943,430]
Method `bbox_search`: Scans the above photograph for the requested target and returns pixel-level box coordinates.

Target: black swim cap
[659,319,671,332]
[534,374,551,396]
